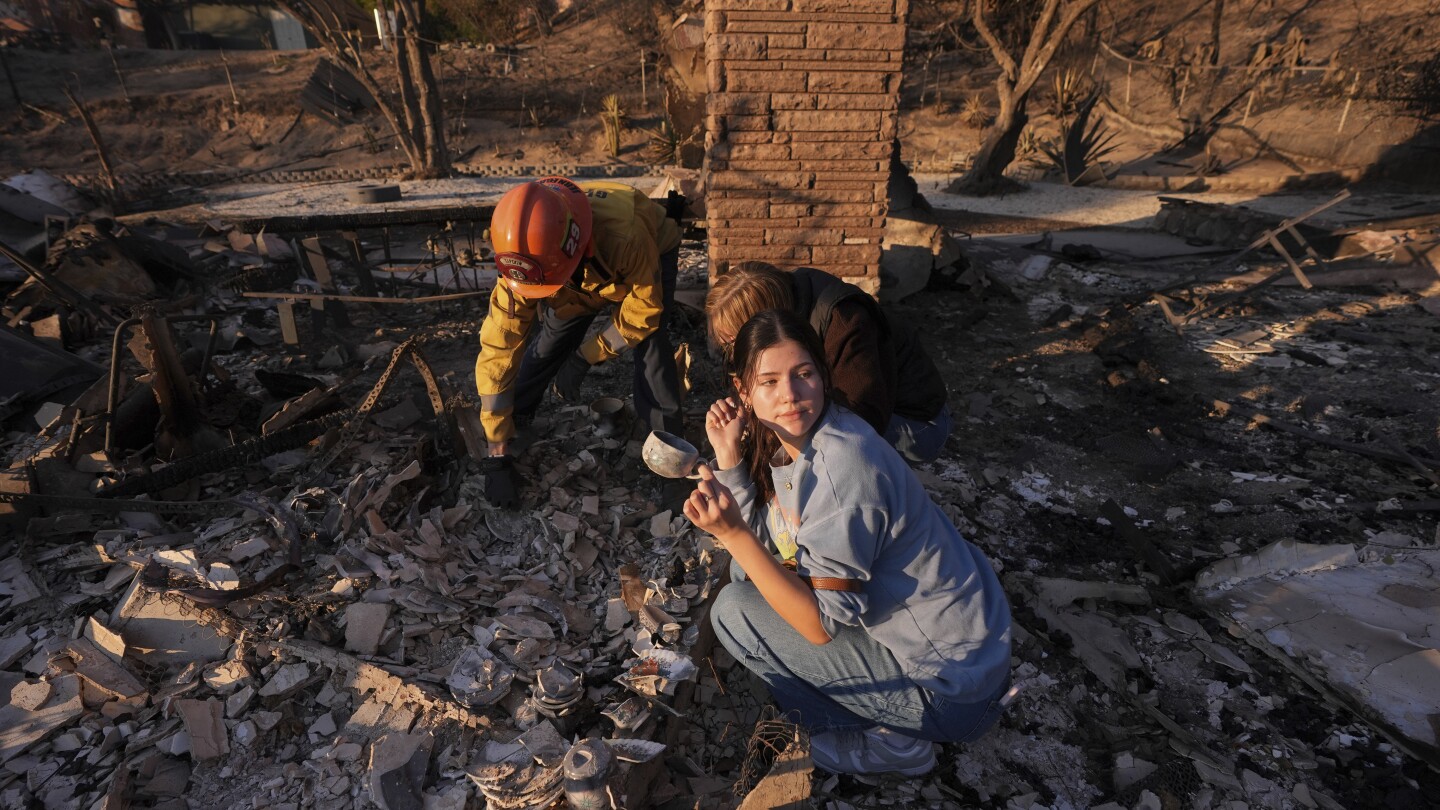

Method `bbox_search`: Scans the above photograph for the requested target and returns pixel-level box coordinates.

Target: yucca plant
[1038,93,1122,185]
[1016,127,1042,164]
[1051,67,1089,119]
[960,92,992,129]
[599,94,627,157]
[643,118,696,165]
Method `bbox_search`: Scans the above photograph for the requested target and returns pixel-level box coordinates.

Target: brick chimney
[703,0,909,295]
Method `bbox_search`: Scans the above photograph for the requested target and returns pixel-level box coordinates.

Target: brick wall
[704,0,909,295]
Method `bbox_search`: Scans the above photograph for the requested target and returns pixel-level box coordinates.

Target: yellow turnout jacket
[475,181,682,443]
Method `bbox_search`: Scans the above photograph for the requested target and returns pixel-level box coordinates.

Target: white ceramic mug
[642,431,701,479]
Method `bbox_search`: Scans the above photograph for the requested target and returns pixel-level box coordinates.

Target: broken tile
[258,663,311,698]
[0,674,83,763]
[369,732,433,810]
[345,603,392,656]
[8,680,50,712]
[174,699,228,761]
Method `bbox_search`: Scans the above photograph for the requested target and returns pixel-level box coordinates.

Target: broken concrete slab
[1195,539,1440,769]
[258,663,311,698]
[109,578,231,666]
[345,602,391,656]
[65,638,146,700]
[173,699,229,761]
[8,680,51,711]
[736,732,812,810]
[0,673,83,763]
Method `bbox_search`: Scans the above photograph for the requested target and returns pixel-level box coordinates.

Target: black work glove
[480,456,520,509]
[551,351,591,403]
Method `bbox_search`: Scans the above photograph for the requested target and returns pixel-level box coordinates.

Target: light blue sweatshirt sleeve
[793,506,884,631]
[713,462,758,524]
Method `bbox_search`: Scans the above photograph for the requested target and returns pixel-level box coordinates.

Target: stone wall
[703,0,910,294]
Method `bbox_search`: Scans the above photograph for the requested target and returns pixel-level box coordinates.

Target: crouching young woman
[682,308,1013,777]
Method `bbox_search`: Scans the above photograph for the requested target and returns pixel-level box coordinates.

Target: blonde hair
[705,262,796,348]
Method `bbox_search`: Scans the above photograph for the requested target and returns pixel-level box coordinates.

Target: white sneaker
[809,726,937,777]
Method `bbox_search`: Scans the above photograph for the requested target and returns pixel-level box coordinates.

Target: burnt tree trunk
[395,0,449,177]
[274,0,448,178]
[946,88,1028,195]
[943,0,1101,196]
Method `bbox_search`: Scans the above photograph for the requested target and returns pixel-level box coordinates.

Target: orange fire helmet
[489,177,594,298]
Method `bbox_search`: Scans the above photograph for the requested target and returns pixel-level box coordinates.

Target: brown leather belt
[784,559,863,593]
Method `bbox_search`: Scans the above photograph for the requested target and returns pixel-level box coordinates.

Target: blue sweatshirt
[716,405,1012,699]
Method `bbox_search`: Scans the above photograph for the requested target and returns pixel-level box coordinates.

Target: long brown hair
[705,262,795,352]
[728,308,833,507]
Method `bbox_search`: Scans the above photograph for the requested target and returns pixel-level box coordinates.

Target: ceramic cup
[589,397,625,438]
[642,431,701,479]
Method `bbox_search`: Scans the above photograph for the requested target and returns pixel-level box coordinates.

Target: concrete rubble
[0,171,1437,810]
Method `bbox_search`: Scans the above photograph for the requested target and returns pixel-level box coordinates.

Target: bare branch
[1023,0,1063,70]
[1016,0,1102,95]
[971,0,1018,82]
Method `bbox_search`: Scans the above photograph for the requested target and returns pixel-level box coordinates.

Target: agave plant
[598,94,627,157]
[1038,93,1122,185]
[1051,67,1090,119]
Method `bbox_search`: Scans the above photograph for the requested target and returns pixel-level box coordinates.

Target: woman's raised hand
[705,397,746,470]
[683,463,746,544]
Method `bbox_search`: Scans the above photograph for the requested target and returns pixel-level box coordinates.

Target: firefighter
[475,177,683,508]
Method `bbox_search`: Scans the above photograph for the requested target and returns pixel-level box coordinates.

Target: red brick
[840,227,886,240]
[713,228,766,242]
[780,58,896,72]
[725,131,783,144]
[707,92,771,116]
[787,131,887,142]
[809,203,880,217]
[799,216,882,228]
[726,20,809,34]
[790,140,891,159]
[824,49,903,62]
[770,203,813,217]
[800,159,885,172]
[807,22,905,50]
[707,0,792,10]
[728,10,894,23]
[765,228,844,245]
[713,34,767,60]
[710,245,812,262]
[793,0,894,12]
[727,70,808,93]
[729,143,791,160]
[770,93,819,110]
[707,57,726,92]
[815,93,898,111]
[713,217,803,229]
[808,71,891,94]
[710,171,814,190]
[812,177,887,193]
[813,244,882,264]
[722,114,775,131]
[826,264,878,278]
[774,110,882,132]
[725,160,798,172]
[767,188,875,203]
[768,33,807,49]
[707,198,769,218]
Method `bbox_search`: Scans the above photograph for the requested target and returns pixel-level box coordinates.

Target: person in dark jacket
[705,261,951,463]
